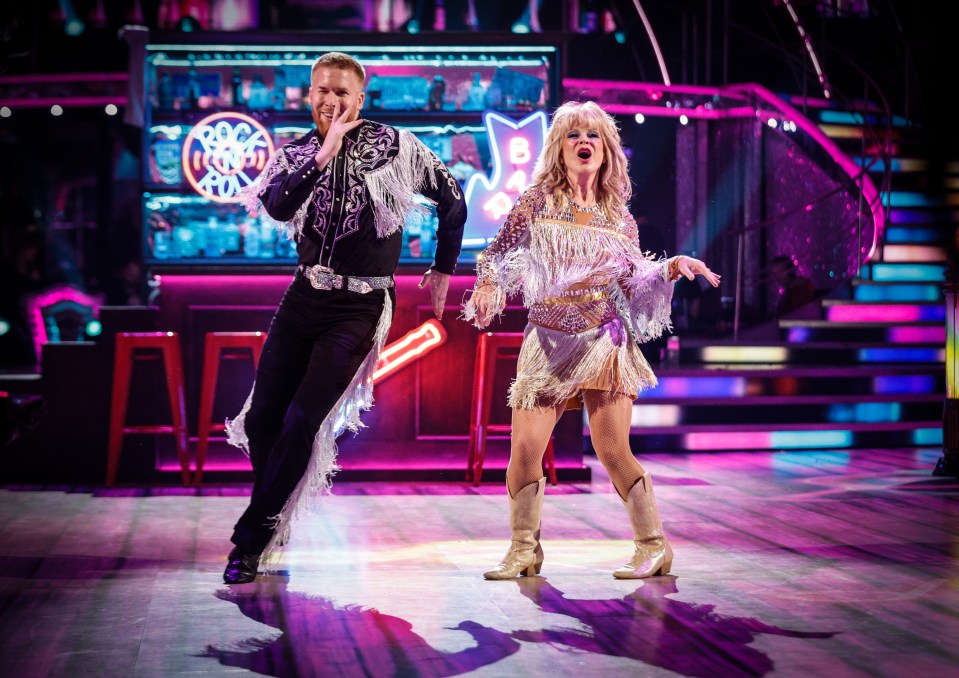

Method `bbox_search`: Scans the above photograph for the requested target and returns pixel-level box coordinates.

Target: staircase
[621,107,952,454]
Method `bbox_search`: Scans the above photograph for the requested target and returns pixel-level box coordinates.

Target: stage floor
[1,448,957,677]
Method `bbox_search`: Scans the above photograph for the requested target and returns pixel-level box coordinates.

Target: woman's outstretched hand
[670,256,721,287]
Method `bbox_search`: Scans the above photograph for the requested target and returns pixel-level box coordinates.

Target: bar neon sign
[463,110,548,244]
[181,112,274,203]
[372,318,448,383]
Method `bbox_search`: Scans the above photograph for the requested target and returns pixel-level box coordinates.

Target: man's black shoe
[223,546,260,584]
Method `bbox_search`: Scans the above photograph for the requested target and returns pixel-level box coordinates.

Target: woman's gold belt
[528,289,618,333]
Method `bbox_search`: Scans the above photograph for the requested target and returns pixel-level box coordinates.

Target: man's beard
[311,106,325,134]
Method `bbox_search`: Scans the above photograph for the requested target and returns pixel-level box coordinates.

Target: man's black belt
[299,264,394,294]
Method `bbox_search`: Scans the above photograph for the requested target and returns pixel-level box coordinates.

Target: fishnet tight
[506,390,645,499]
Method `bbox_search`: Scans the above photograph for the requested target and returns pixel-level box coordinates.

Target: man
[223,52,466,584]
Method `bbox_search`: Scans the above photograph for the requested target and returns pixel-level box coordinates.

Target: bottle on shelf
[186,56,201,110]
[272,68,287,110]
[219,216,241,255]
[153,231,171,259]
[172,223,198,257]
[241,218,259,258]
[204,216,221,257]
[247,75,271,110]
[434,0,445,31]
[158,71,175,110]
[465,72,485,111]
[258,216,276,258]
[230,67,244,108]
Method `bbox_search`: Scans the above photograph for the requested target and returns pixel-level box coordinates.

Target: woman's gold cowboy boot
[613,471,674,579]
[484,477,546,580]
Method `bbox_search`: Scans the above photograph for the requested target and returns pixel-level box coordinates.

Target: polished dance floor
[1,448,957,677]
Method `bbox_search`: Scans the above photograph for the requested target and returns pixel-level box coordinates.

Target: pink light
[597,103,760,120]
[889,326,945,343]
[25,285,103,360]
[563,79,751,101]
[685,431,772,451]
[0,96,127,108]
[0,73,127,84]
[826,305,924,322]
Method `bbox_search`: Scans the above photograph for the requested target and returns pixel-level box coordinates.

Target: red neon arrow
[372,318,448,383]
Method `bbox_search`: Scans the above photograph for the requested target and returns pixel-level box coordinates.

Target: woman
[463,101,721,580]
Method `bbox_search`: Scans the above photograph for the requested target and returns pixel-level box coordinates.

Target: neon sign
[372,319,448,383]
[463,110,548,244]
[25,285,103,360]
[181,112,275,203]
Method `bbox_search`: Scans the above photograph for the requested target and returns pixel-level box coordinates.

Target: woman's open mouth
[577,148,592,160]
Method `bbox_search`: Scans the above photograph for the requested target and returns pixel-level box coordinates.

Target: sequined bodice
[472,188,642,334]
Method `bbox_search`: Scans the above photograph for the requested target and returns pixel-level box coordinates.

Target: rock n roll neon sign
[463,110,548,244]
[182,112,275,203]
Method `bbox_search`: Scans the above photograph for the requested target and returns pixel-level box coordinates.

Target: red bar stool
[467,332,557,486]
[107,332,190,486]
[194,331,266,484]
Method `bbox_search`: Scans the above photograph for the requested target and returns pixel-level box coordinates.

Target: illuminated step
[817,110,907,126]
[628,399,939,428]
[888,207,959,225]
[642,367,943,397]
[782,322,945,344]
[854,156,927,173]
[860,263,945,282]
[851,281,942,302]
[621,424,941,452]
[887,191,943,208]
[884,225,950,243]
[881,244,947,262]
[681,341,944,364]
[821,301,944,322]
[638,367,943,398]
[634,393,942,406]
[818,123,866,139]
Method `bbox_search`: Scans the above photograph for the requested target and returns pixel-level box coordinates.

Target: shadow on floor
[509,576,837,677]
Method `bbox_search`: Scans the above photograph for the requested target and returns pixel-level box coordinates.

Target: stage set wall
[2,272,586,485]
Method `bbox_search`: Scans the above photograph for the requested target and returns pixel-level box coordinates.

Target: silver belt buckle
[305,265,333,290]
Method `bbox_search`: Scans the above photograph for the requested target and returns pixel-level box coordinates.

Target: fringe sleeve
[461,188,540,327]
[616,211,676,343]
[365,129,438,239]
[239,145,287,215]
[238,138,317,241]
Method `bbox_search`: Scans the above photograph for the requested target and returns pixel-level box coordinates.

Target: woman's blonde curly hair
[531,100,631,218]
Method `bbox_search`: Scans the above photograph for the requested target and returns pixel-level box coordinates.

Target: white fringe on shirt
[365,130,438,239]
[239,142,311,244]
[238,129,439,243]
